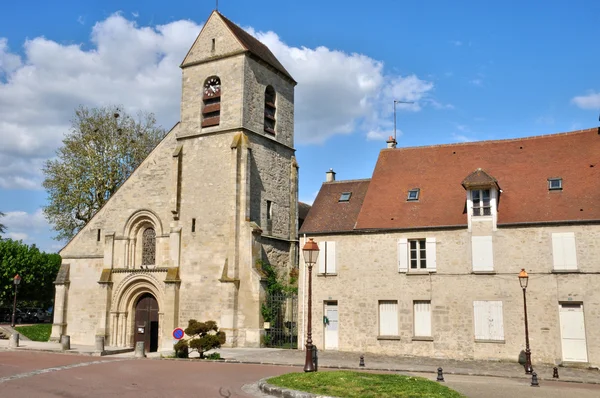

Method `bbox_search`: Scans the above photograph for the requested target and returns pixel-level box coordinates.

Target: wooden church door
[135,293,159,352]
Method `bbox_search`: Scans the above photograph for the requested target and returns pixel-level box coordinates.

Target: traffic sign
[173,328,184,340]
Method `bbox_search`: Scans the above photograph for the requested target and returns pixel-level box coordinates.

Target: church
[51,10,299,351]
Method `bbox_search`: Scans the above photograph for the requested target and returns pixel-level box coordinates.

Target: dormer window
[407,188,420,201]
[548,178,562,191]
[462,168,499,231]
[202,76,221,128]
[339,192,352,202]
[264,86,276,134]
[472,189,491,216]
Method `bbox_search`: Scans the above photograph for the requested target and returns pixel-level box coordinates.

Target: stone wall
[298,224,600,366]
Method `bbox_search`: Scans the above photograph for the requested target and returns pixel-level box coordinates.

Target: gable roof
[354,128,600,230]
[462,168,499,189]
[300,179,370,234]
[217,12,295,83]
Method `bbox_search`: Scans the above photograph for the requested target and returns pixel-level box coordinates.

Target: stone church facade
[51,11,299,351]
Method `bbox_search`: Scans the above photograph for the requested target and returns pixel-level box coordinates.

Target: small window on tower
[407,188,420,201]
[97,229,101,242]
[264,86,276,134]
[548,178,562,191]
[192,218,196,233]
[339,192,352,202]
[267,201,273,220]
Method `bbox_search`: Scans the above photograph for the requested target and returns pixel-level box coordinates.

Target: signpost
[173,328,184,340]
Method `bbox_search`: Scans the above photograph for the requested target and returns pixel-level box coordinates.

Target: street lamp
[519,268,533,374]
[11,274,22,327]
[302,238,320,372]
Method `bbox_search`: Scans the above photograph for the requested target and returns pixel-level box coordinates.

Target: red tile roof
[354,128,600,230]
[217,12,295,83]
[299,179,370,234]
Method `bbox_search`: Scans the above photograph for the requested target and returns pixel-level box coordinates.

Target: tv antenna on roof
[394,100,414,141]
[216,0,219,11]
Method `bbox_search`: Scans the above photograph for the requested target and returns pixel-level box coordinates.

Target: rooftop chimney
[386,136,397,149]
[326,168,336,182]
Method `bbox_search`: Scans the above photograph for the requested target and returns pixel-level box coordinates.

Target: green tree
[174,319,226,359]
[0,239,61,305]
[0,211,5,237]
[43,105,166,241]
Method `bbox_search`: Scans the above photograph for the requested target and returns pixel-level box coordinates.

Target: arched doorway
[134,293,159,352]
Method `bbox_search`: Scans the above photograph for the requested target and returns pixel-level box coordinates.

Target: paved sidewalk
[2,336,599,385]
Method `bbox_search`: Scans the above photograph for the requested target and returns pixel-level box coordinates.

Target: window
[471,189,491,216]
[266,200,273,220]
[471,236,494,272]
[407,188,420,201]
[191,218,196,233]
[317,241,336,275]
[552,232,577,270]
[548,178,562,191]
[264,86,276,134]
[413,301,431,337]
[141,227,156,266]
[202,76,221,128]
[398,237,437,273]
[97,229,101,242]
[339,192,352,202]
[473,301,504,341]
[379,301,398,336]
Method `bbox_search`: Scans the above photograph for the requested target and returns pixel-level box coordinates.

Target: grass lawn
[15,324,52,342]
[267,370,465,398]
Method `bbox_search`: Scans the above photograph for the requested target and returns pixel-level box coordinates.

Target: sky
[0,0,598,253]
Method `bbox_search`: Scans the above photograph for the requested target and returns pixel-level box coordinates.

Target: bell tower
[175,10,298,347]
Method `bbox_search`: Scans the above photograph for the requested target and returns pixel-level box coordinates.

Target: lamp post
[519,268,533,374]
[302,238,320,372]
[11,274,22,327]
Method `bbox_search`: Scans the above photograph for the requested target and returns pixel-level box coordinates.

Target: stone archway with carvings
[110,273,164,348]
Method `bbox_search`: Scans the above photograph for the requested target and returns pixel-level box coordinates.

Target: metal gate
[262,292,298,348]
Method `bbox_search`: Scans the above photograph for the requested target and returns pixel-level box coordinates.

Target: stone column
[103,232,115,268]
[50,263,69,343]
[110,313,118,346]
[169,225,182,267]
[121,313,129,347]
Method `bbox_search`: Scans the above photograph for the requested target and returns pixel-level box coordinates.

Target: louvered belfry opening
[264,85,276,134]
[202,76,221,127]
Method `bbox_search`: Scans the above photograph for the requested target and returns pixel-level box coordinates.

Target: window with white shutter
[471,236,494,272]
[552,232,577,270]
[317,241,337,275]
[399,237,436,273]
[413,300,432,337]
[473,301,504,341]
[379,301,398,336]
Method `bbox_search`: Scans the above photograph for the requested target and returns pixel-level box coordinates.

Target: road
[0,351,294,397]
[2,351,600,397]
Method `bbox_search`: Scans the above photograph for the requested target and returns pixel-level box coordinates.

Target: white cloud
[77,16,85,25]
[450,40,463,46]
[6,232,29,241]
[470,79,483,86]
[572,91,600,110]
[0,13,442,189]
[2,209,49,231]
[452,133,474,143]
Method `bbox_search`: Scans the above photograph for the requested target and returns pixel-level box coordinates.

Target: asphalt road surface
[2,351,600,398]
[0,351,295,397]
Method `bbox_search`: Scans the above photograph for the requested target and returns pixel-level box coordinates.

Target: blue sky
[0,0,598,252]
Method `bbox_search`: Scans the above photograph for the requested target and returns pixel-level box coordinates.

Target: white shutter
[414,301,432,337]
[473,301,504,341]
[398,238,408,273]
[553,233,577,270]
[488,301,505,340]
[425,237,437,271]
[473,301,487,340]
[317,242,326,274]
[326,241,336,274]
[379,301,398,335]
[472,236,494,271]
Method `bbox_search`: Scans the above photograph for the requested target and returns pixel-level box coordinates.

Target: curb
[257,377,336,398]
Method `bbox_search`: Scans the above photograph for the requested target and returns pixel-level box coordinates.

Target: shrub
[205,352,221,360]
[174,339,189,358]
[175,319,226,359]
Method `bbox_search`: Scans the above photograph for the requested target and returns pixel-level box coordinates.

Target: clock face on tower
[204,77,221,97]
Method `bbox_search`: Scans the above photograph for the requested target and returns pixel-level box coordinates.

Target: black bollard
[359,355,365,367]
[553,367,559,379]
[530,372,539,387]
[436,367,444,382]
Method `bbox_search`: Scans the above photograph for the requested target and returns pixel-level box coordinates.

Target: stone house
[51,10,300,351]
[298,128,600,367]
